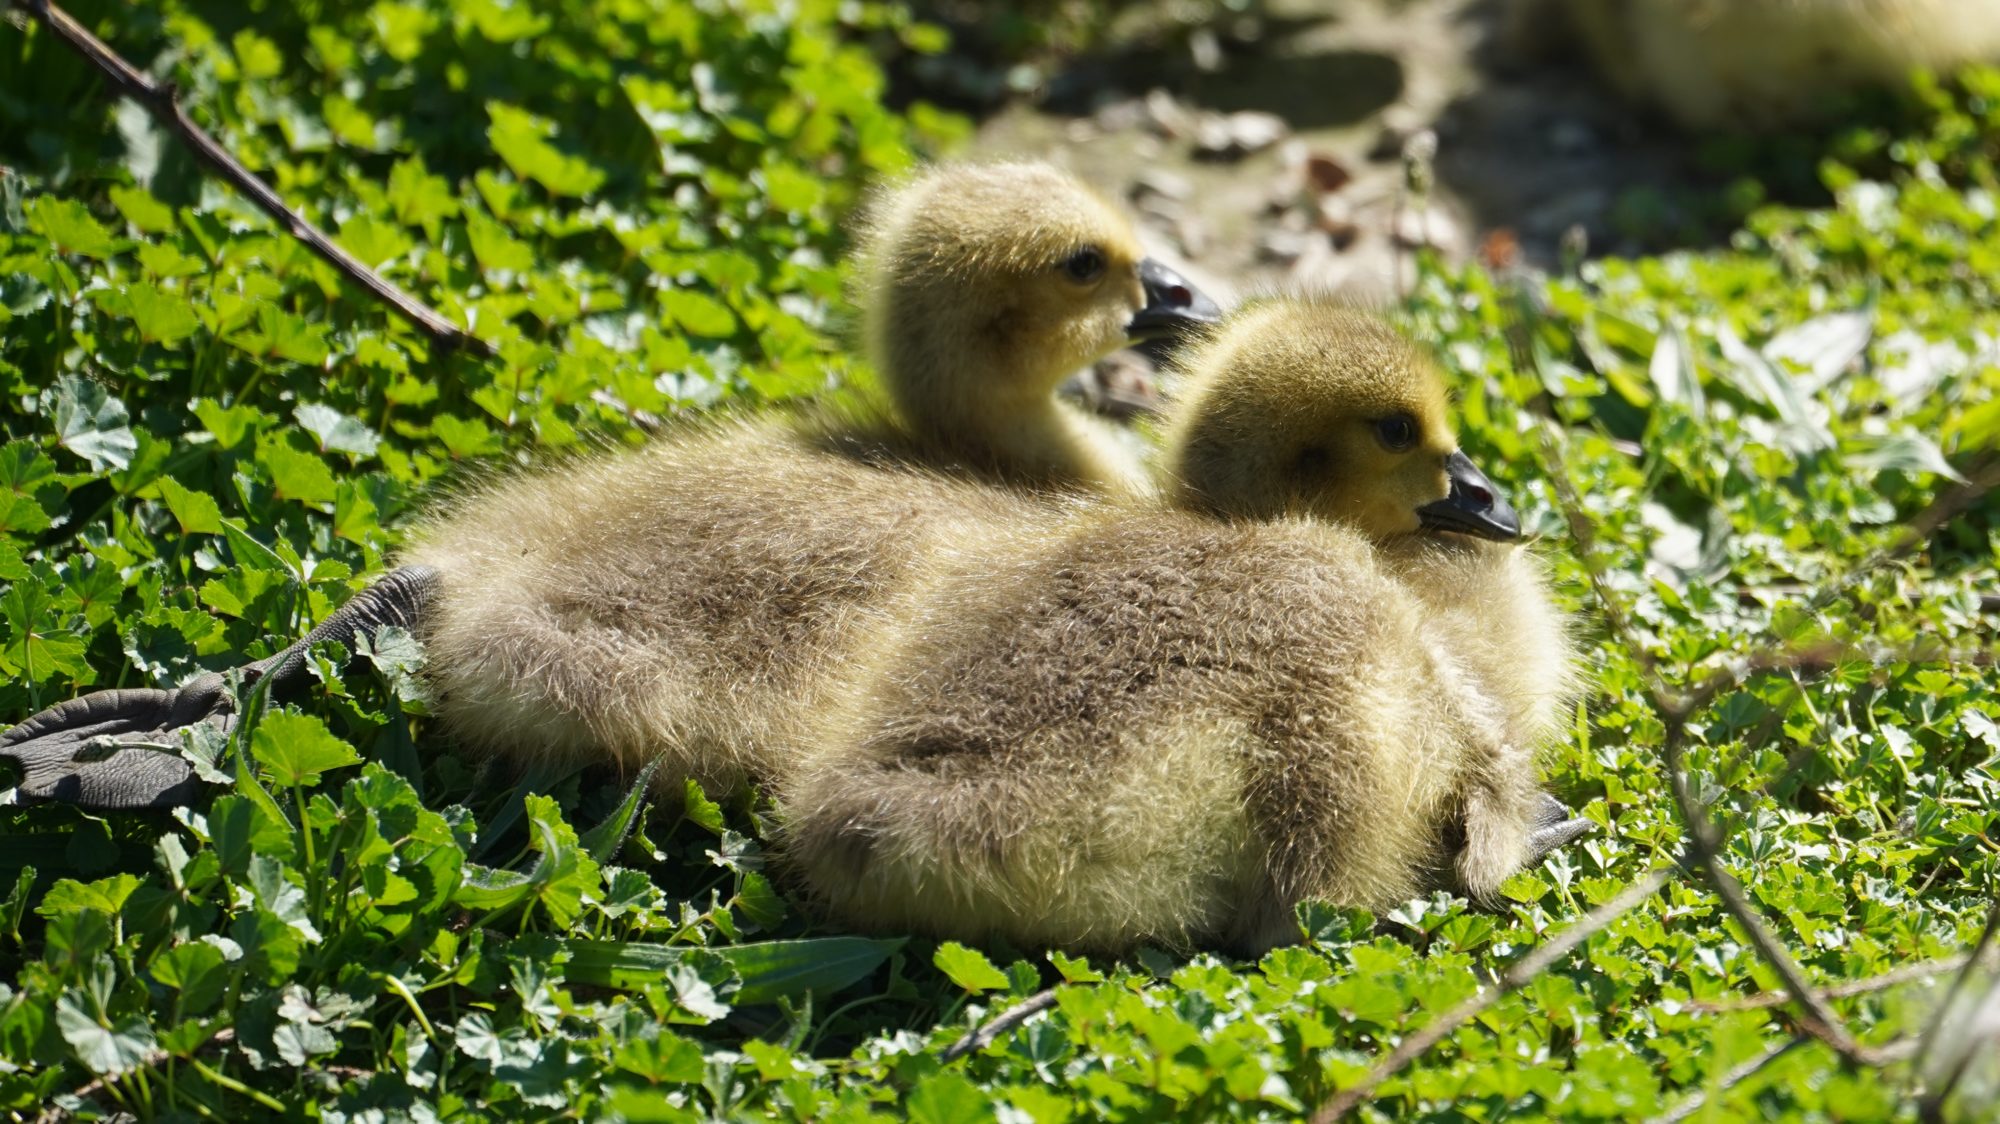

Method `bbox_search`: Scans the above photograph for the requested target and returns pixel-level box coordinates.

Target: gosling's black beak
[1128,258,1221,363]
[1418,451,1521,542]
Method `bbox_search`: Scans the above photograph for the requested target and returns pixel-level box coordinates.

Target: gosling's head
[856,162,1216,424]
[1161,297,1519,542]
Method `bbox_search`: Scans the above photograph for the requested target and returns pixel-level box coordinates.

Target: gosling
[0,161,1215,810]
[847,160,1218,495]
[1534,0,2000,131]
[780,296,1586,955]
[1161,301,1574,758]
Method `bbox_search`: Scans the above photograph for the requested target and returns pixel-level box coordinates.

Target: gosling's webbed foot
[0,565,442,811]
[0,676,228,809]
[1526,791,1595,862]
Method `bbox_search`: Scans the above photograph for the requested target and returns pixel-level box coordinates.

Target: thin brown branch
[19,0,492,357]
[1915,899,2000,1119]
[1552,454,1870,1055]
[1918,972,2000,1124]
[1663,670,1879,1065]
[1689,955,1973,1013]
[1308,866,1675,1122]
[1647,1037,1810,1124]
[940,988,1061,1062]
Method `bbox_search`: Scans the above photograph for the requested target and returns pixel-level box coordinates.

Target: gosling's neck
[874,313,1149,497]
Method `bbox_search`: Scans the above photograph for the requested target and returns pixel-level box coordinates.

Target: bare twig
[1308,866,1676,1122]
[1690,955,1973,1014]
[1915,900,2000,1120]
[1550,434,1868,1051]
[1646,1037,1811,1124]
[18,0,492,357]
[941,988,1060,1062]
[1918,974,2000,1123]
[1658,711,1891,1064]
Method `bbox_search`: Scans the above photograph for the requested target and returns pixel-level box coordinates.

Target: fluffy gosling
[780,297,1584,954]
[849,161,1217,495]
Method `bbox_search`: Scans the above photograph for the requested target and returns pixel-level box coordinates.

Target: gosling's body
[781,299,1582,954]
[782,509,1564,954]
[402,418,1045,794]
[1553,0,2000,130]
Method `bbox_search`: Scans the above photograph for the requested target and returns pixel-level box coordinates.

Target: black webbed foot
[1526,791,1595,862]
[0,565,442,811]
[0,676,228,809]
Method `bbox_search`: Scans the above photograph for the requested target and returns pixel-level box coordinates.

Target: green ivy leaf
[255,437,338,505]
[28,196,124,259]
[293,404,381,459]
[486,103,606,198]
[934,942,1010,994]
[56,994,157,1076]
[251,711,363,789]
[45,375,138,473]
[157,478,224,535]
[662,290,736,338]
[107,185,177,235]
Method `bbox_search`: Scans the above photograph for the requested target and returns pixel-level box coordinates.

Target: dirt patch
[963,0,1729,306]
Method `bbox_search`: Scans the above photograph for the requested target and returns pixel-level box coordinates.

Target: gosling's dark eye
[1373,414,1418,453]
[1060,246,1107,284]
[1292,446,1330,477]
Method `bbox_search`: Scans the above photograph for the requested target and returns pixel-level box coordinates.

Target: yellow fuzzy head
[1161,298,1475,539]
[854,162,1150,421]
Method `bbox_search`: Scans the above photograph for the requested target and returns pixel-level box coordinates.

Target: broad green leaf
[430,414,503,459]
[521,795,599,928]
[29,196,123,258]
[231,28,285,80]
[45,375,138,472]
[2,570,89,685]
[487,103,606,198]
[230,302,330,367]
[251,711,362,788]
[150,941,229,1015]
[662,289,736,338]
[56,995,156,1076]
[157,478,224,535]
[907,1072,997,1124]
[191,400,267,450]
[465,208,536,274]
[108,185,176,234]
[121,282,202,344]
[255,438,338,505]
[0,441,58,536]
[336,214,414,270]
[219,518,298,579]
[293,404,382,459]
[612,1032,704,1084]
[934,942,1010,994]
[1047,950,1104,984]
[681,777,727,835]
[386,157,459,233]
